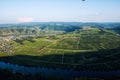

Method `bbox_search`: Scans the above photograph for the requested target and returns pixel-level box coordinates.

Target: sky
[0,0,120,24]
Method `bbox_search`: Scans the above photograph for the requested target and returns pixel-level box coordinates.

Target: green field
[0,28,120,70]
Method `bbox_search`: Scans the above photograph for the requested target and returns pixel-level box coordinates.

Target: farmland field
[0,28,120,70]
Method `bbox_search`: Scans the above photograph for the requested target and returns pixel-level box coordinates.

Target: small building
[82,26,98,30]
[82,26,92,30]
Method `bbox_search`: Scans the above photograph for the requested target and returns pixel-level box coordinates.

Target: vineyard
[0,28,120,70]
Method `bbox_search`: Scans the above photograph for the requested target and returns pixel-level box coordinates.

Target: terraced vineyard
[0,28,120,70]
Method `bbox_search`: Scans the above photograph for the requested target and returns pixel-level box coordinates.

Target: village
[0,35,28,54]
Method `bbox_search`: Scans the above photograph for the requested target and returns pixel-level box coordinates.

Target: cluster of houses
[0,34,41,54]
[0,41,14,54]
[0,36,16,54]
[82,26,98,30]
[0,36,16,41]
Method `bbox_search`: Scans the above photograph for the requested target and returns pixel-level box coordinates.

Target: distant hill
[0,22,120,34]
[0,22,120,28]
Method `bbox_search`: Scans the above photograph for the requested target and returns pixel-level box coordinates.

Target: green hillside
[0,27,120,70]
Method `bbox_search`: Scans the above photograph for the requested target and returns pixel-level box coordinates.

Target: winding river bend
[0,61,120,79]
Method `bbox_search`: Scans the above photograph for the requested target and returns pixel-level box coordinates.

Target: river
[0,61,120,79]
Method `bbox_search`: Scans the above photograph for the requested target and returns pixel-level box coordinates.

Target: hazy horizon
[0,0,120,24]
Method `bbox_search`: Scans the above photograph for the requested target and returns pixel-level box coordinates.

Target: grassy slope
[0,28,120,70]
